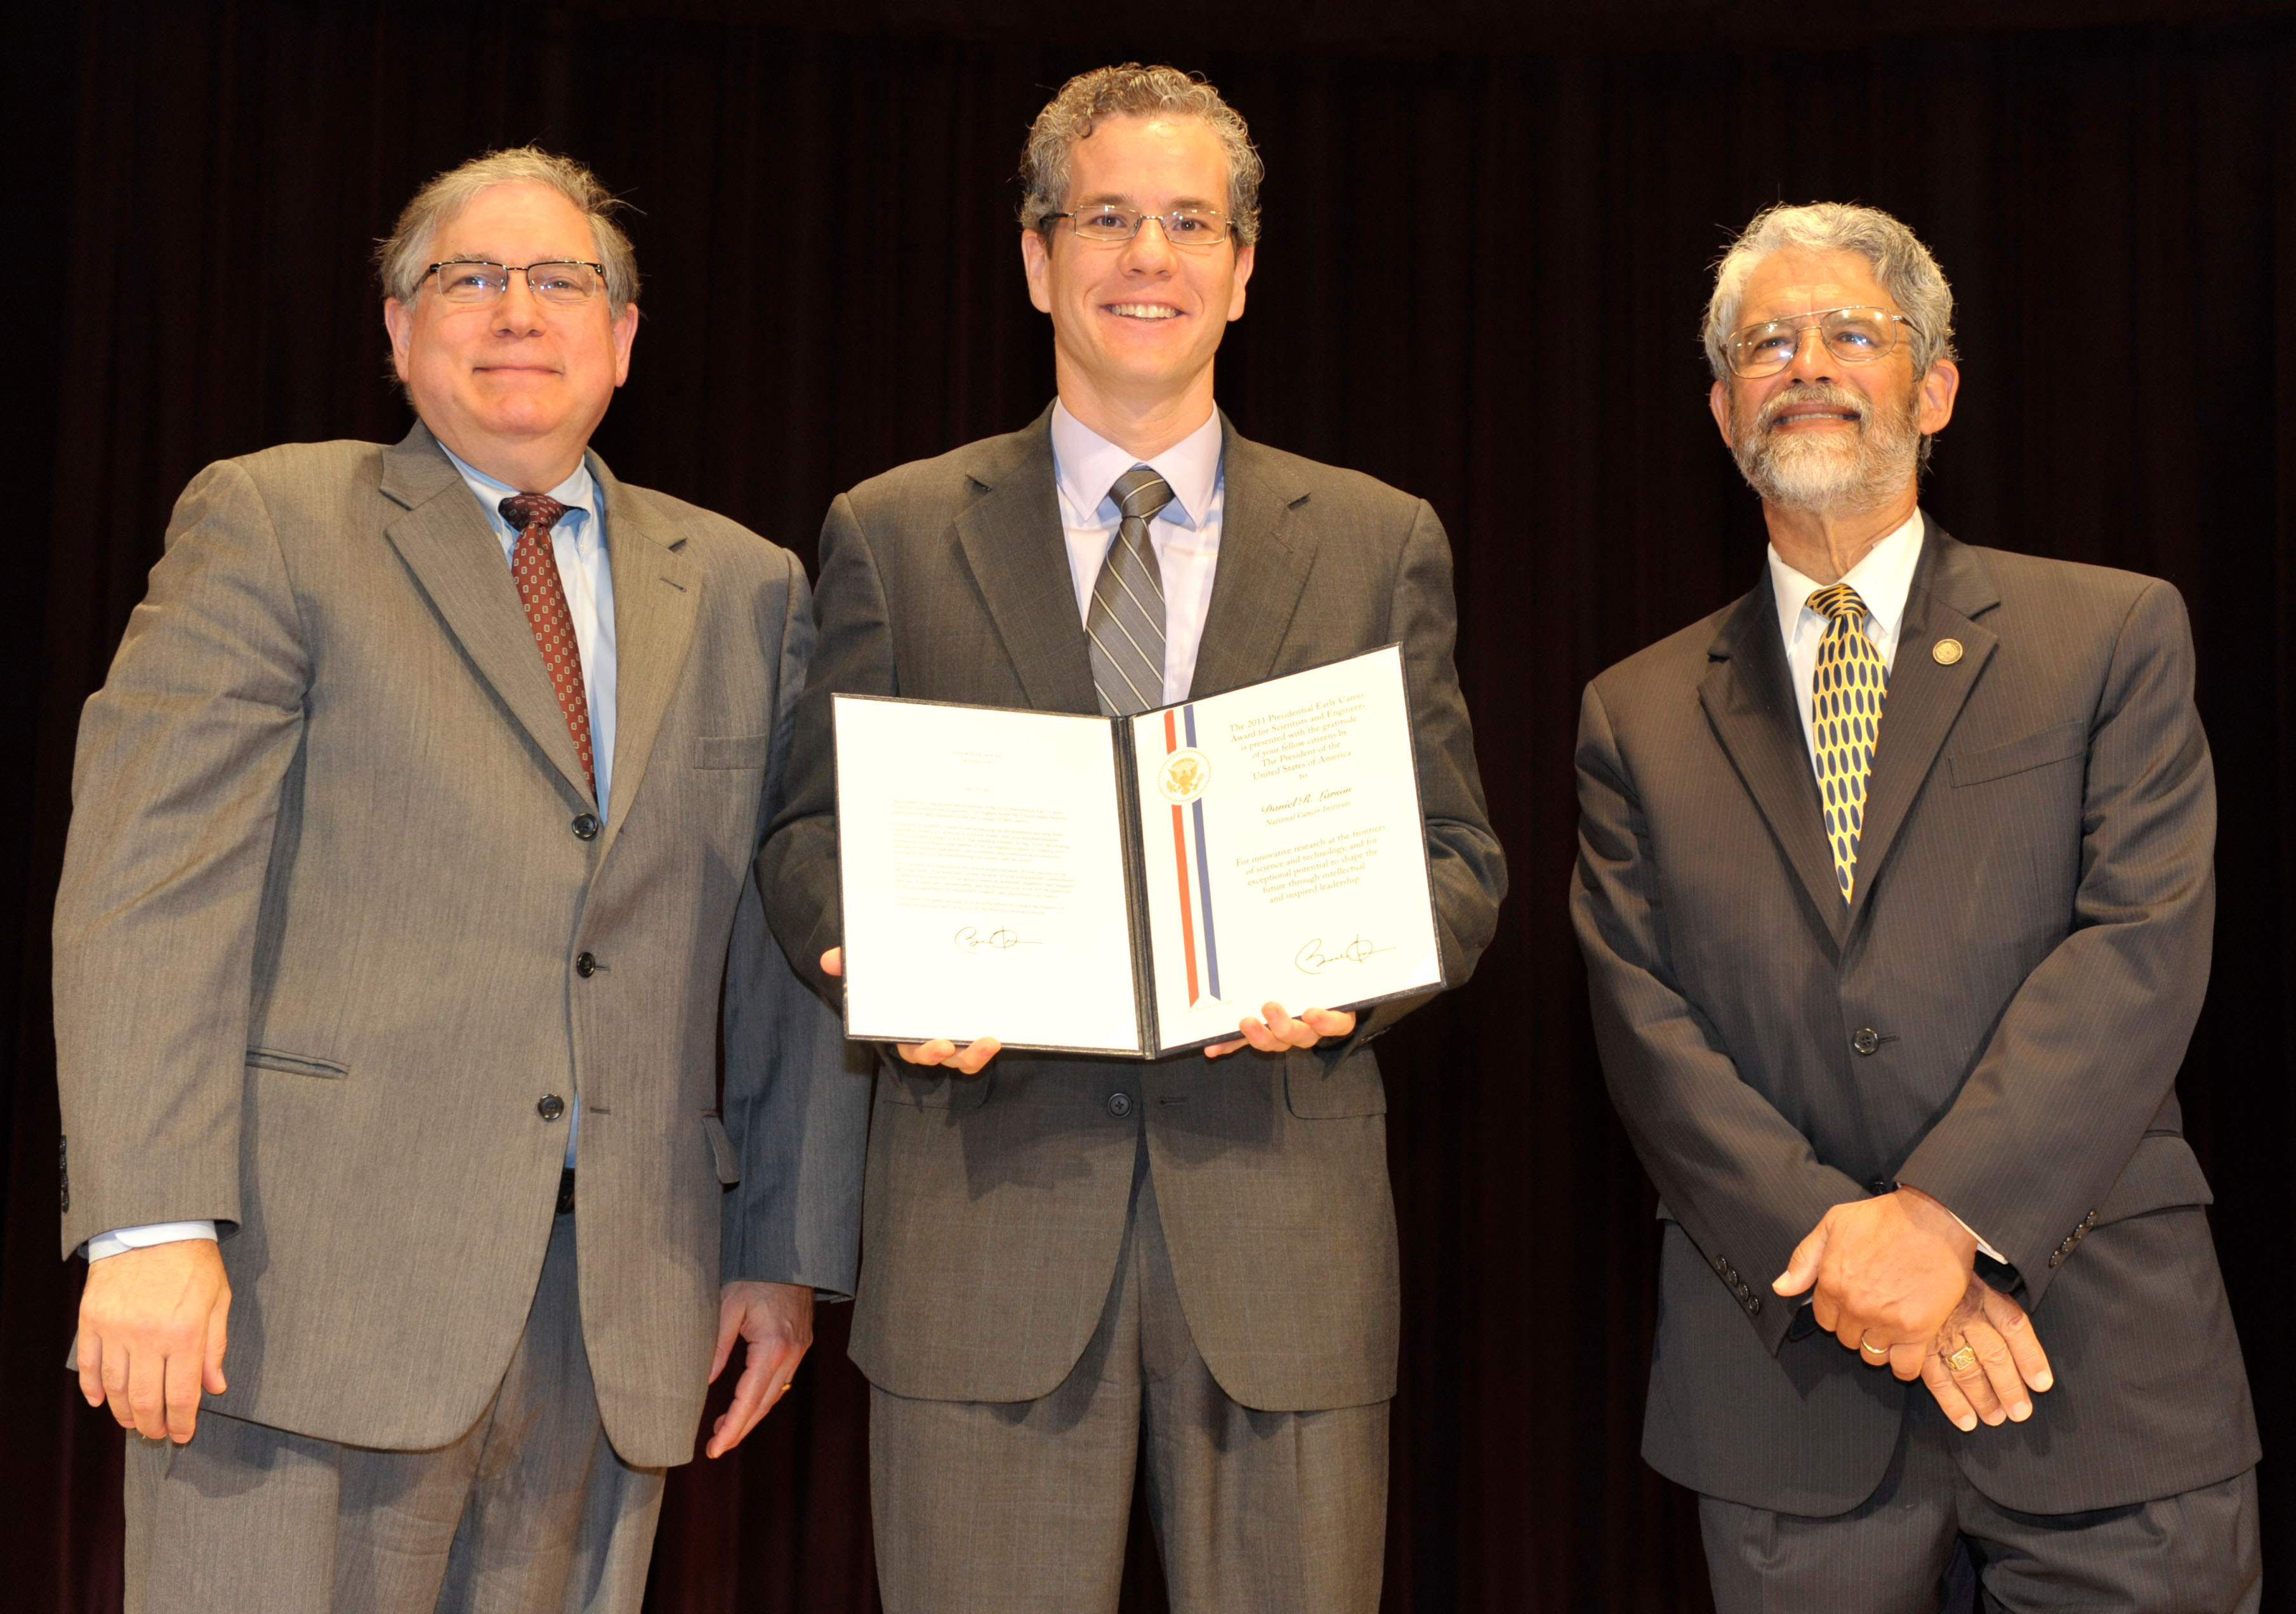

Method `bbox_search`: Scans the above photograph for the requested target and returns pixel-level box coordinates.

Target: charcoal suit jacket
[1571,516,2257,1516]
[55,421,869,1469]
[760,408,1507,1411]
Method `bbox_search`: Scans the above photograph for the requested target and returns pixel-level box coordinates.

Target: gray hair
[1018,64,1263,247]
[1701,202,1955,382]
[376,147,640,315]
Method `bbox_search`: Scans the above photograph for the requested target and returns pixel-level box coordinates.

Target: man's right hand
[820,947,1003,1075]
[1920,1275,2052,1433]
[76,1238,231,1443]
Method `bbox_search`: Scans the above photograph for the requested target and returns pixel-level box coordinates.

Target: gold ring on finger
[1859,1335,1890,1358]
[1946,1345,1979,1373]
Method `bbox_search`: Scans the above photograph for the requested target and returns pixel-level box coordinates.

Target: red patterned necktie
[499,494,596,799]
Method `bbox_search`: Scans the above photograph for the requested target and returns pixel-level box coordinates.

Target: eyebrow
[1075,192,1222,210]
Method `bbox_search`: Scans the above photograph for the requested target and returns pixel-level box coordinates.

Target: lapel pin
[1932,638,1965,666]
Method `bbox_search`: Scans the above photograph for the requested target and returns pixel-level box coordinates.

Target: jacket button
[1851,1027,1881,1056]
[537,1094,566,1121]
[1868,1179,1892,1196]
[1108,1092,1133,1118]
[575,952,598,978]
[571,813,600,840]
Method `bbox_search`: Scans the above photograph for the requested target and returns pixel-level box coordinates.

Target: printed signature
[1295,935,1394,974]
[954,926,1039,954]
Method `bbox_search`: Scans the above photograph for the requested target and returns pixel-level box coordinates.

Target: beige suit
[55,423,866,1601]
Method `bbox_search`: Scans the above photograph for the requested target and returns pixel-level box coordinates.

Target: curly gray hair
[1702,202,1955,383]
[376,147,639,315]
[1018,64,1263,247]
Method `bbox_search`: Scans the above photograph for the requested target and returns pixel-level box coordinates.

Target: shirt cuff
[86,1221,220,1261]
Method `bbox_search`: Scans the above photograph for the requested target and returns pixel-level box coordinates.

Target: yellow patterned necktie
[1807,583,1888,902]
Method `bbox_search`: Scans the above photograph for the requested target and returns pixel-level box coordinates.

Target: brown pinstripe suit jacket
[760,409,1508,1411]
[1572,518,2257,1514]
[54,423,868,1467]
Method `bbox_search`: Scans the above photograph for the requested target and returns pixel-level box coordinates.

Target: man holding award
[760,63,1506,1614]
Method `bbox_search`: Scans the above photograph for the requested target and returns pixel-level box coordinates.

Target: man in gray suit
[1573,201,2259,1610]
[56,147,865,1612]
[760,65,1505,1613]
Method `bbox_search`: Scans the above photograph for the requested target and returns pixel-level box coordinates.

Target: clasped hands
[1772,1186,2053,1433]
[819,947,1355,1070]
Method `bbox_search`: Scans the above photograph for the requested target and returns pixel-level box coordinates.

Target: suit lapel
[379,423,593,804]
[1189,419,1314,698]
[1698,584,1849,949]
[950,413,1100,715]
[1849,521,1999,919]
[593,456,701,849]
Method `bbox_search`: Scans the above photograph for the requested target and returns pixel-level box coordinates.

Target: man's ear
[383,298,413,381]
[1225,242,1254,323]
[1708,377,1736,449]
[610,301,640,388]
[1020,228,1053,315]
[1917,358,1961,436]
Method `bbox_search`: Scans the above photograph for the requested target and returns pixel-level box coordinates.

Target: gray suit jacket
[760,410,1507,1411]
[54,422,869,1468]
[1572,519,2257,1515]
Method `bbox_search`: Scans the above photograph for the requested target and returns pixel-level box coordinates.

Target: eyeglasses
[1725,306,1917,378]
[424,259,607,306]
[1042,205,1234,247]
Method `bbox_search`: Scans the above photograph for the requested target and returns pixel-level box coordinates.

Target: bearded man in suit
[56,147,866,1613]
[1572,201,2259,1611]
[760,63,1507,1614]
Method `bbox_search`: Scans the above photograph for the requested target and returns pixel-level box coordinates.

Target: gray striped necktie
[1086,466,1174,716]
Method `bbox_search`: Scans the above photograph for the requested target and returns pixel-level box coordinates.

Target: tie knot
[1807,583,1870,624]
[500,493,569,535]
[1111,466,1175,523]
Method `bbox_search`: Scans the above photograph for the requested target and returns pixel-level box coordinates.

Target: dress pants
[1699,1394,2261,1613]
[122,1207,666,1614]
[868,1140,1390,1614]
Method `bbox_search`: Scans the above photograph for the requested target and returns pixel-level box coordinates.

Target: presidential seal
[1158,748,1212,804]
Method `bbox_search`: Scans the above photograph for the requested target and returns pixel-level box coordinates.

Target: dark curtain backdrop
[5,3,2293,1610]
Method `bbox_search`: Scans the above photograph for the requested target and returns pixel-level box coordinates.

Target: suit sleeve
[1893,579,2214,1308]
[1572,679,1865,1351]
[758,492,896,1004]
[1329,497,1507,1054]
[720,548,873,1295]
[53,459,311,1257]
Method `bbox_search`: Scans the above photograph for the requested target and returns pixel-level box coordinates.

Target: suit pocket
[693,733,770,770]
[1948,720,2087,787]
[245,1047,348,1079]
[875,1063,994,1113]
[1284,1049,1387,1119]
[702,1112,741,1186]
[2093,1132,2214,1226]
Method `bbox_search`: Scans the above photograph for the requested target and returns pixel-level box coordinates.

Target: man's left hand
[704,1280,815,1458]
[1772,1186,1978,1365]
[1205,1002,1356,1059]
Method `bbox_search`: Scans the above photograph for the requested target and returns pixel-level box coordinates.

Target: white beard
[1731,379,1923,516]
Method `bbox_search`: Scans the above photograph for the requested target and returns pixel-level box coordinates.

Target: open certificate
[833,645,1444,1056]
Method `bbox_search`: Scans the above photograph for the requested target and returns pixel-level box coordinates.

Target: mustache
[1749,381,1869,433]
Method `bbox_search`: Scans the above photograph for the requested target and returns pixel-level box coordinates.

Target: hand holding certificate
[833,646,1442,1057]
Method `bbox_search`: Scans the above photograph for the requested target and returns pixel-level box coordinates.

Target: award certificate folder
[832,644,1444,1057]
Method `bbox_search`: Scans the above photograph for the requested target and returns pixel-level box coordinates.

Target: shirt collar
[1049,398,1224,530]
[437,439,601,546]
[1767,509,1925,646]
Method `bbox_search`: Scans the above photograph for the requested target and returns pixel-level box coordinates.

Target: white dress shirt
[88,445,617,1259]
[1766,509,1923,766]
[1765,509,2001,1258]
[1050,400,1224,706]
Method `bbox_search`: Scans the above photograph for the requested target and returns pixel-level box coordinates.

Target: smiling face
[382,181,638,488]
[1708,247,1957,517]
[1020,114,1254,436]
